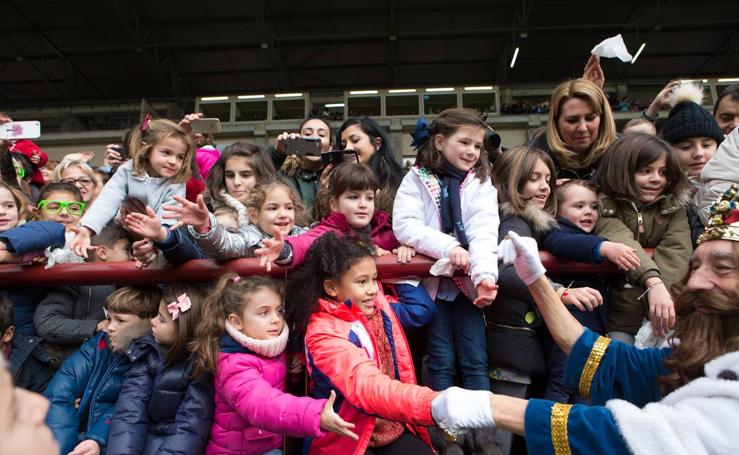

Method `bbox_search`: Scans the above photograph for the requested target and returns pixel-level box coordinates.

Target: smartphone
[191,118,222,134]
[112,145,127,161]
[285,137,321,156]
[0,121,41,140]
[321,149,359,167]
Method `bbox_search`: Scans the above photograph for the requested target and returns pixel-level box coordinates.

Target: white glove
[431,387,495,436]
[498,231,546,285]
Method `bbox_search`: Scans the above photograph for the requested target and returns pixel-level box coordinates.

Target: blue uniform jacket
[107,332,214,455]
[525,329,671,454]
[45,332,132,454]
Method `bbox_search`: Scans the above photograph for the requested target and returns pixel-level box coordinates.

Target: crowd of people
[1,54,739,455]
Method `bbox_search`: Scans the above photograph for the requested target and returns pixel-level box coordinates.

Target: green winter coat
[593,194,692,335]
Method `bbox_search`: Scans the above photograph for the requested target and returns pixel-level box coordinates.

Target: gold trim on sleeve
[551,403,573,455]
[578,336,612,400]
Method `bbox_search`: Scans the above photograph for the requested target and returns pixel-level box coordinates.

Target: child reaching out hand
[70,117,195,258]
[189,273,357,455]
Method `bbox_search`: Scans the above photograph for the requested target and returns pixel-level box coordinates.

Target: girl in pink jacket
[190,273,357,455]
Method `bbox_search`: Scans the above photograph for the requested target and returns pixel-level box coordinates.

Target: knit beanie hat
[661,83,724,145]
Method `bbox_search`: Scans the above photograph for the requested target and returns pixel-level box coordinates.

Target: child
[287,233,444,455]
[71,118,195,257]
[205,141,276,230]
[540,180,640,403]
[44,286,161,455]
[175,180,307,259]
[255,162,413,270]
[1,296,55,393]
[488,146,601,455]
[107,284,214,455]
[189,272,357,455]
[594,133,692,344]
[34,225,132,361]
[33,182,86,232]
[0,182,65,336]
[695,125,739,224]
[392,109,499,399]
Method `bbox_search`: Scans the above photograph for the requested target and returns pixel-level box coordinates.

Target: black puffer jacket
[7,332,54,393]
[485,203,557,375]
[107,332,214,455]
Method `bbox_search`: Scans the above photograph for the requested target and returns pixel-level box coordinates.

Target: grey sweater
[79,160,185,234]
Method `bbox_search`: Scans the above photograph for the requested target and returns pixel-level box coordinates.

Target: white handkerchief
[591,34,633,62]
[430,258,455,277]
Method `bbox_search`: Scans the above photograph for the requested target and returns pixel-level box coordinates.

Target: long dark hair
[338,117,404,189]
[285,233,375,332]
[205,141,276,207]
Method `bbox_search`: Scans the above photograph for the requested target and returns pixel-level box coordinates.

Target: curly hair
[285,233,375,333]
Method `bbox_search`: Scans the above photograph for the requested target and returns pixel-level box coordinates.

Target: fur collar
[224,321,289,358]
[217,191,249,230]
[114,319,151,354]
[500,201,557,233]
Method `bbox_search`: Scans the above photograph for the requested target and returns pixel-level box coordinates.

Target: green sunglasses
[38,200,86,216]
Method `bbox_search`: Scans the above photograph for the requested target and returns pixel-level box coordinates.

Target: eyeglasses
[61,177,95,187]
[38,200,86,216]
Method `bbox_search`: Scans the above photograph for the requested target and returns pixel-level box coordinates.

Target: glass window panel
[386,95,420,116]
[423,93,457,115]
[272,99,305,120]
[235,101,268,121]
[462,92,497,114]
[347,96,381,117]
[199,103,231,121]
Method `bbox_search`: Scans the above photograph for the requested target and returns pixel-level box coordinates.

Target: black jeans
[364,431,434,455]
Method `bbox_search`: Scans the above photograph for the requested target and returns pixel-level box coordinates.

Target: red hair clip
[139,112,152,132]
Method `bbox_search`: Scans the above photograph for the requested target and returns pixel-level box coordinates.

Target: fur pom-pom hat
[661,82,724,145]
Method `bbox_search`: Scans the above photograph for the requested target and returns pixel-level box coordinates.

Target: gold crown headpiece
[697,185,739,245]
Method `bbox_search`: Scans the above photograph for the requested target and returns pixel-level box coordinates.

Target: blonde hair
[246,180,306,224]
[53,159,98,187]
[492,146,557,216]
[0,182,30,226]
[546,79,617,169]
[128,118,195,183]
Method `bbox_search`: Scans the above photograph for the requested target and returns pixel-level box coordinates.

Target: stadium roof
[3,0,738,106]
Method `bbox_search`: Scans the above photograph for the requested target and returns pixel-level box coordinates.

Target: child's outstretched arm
[162,194,211,233]
[125,206,170,243]
[465,179,500,306]
[219,356,356,439]
[386,282,437,330]
[77,162,130,238]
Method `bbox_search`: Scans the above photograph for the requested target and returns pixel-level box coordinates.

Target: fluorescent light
[350,90,379,95]
[426,87,454,92]
[237,95,265,100]
[200,96,228,101]
[718,78,739,83]
[509,47,520,68]
[325,103,345,108]
[388,89,417,93]
[464,86,493,91]
[631,43,646,64]
[275,93,303,98]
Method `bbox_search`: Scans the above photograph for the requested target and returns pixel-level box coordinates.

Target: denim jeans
[426,293,490,391]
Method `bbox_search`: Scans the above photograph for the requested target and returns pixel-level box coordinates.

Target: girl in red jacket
[190,272,356,455]
[286,233,457,455]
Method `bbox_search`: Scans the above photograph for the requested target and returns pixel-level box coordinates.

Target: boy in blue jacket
[540,180,641,403]
[44,286,160,455]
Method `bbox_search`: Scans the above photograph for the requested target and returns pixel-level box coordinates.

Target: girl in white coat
[393,108,500,397]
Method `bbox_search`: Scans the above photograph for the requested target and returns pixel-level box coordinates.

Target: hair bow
[139,112,152,133]
[410,116,431,151]
[167,293,192,320]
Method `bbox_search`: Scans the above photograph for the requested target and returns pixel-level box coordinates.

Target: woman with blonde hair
[531,78,617,181]
[54,159,100,206]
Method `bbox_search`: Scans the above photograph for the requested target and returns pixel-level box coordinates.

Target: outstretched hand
[254,227,285,272]
[125,206,167,242]
[162,195,211,232]
[498,231,546,285]
[69,226,96,258]
[319,390,358,440]
[474,279,498,308]
[431,386,495,437]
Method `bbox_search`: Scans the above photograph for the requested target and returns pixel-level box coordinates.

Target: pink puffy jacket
[206,334,326,455]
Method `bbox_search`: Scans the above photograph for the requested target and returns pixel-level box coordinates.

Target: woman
[53,159,99,206]
[338,116,404,216]
[531,79,617,181]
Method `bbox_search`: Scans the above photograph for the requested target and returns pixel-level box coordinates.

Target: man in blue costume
[431,187,739,454]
